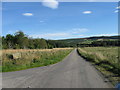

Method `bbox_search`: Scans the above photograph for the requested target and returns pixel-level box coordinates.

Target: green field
[77,47,120,85]
[2,48,73,72]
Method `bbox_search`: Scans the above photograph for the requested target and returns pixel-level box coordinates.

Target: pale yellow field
[2,48,73,72]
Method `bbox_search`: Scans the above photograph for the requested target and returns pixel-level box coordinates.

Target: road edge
[76,48,114,88]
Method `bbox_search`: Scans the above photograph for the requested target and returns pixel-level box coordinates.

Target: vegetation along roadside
[77,47,120,85]
[2,48,73,72]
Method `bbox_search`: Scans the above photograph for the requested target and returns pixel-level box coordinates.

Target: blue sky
[2,1,119,40]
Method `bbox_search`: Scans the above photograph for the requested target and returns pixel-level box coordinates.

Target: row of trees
[91,40,119,46]
[2,31,68,49]
[2,31,119,49]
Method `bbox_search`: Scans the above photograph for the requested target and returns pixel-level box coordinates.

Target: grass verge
[2,48,73,72]
[77,47,120,85]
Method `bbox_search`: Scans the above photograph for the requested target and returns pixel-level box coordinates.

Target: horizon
[2,30,118,40]
[2,1,118,40]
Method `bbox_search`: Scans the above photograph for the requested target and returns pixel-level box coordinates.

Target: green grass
[2,48,73,72]
[77,47,120,85]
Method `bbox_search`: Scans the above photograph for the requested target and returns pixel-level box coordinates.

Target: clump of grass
[77,47,120,85]
[2,48,73,72]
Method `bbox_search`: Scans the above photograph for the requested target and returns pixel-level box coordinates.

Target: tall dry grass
[77,47,119,85]
[2,48,73,72]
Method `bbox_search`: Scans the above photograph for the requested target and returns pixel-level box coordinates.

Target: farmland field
[77,47,120,85]
[2,48,73,72]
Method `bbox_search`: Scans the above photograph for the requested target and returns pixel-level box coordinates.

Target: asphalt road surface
[2,49,112,88]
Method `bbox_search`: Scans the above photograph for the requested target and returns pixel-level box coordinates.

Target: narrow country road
[2,49,112,88]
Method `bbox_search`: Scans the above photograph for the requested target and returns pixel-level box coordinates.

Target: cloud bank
[89,33,118,37]
[30,28,88,39]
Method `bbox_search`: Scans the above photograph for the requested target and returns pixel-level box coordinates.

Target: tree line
[78,40,119,47]
[2,31,119,49]
[2,31,68,49]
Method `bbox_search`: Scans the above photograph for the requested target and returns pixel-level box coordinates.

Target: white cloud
[31,33,69,39]
[89,0,96,2]
[116,6,120,9]
[114,10,119,13]
[31,33,85,39]
[2,0,119,2]
[83,11,92,14]
[22,13,33,16]
[76,33,118,39]
[115,6,120,13]
[42,33,69,37]
[30,28,88,39]
[72,28,88,34]
[41,0,59,9]
[40,21,44,23]
[90,33,118,37]
[30,29,118,40]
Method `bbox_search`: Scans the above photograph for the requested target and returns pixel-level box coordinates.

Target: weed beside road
[77,47,120,85]
[2,48,73,72]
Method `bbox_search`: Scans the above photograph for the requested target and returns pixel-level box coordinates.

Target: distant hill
[59,36,119,40]
[57,36,119,46]
[86,36,119,40]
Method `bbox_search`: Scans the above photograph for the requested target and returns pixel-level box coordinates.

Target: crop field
[77,47,120,85]
[2,48,73,72]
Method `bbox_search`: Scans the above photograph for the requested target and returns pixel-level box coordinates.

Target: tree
[6,34,14,49]
[14,31,28,49]
[2,31,73,49]
[28,39,35,49]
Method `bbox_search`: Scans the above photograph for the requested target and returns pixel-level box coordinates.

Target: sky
[2,0,120,2]
[2,1,119,40]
